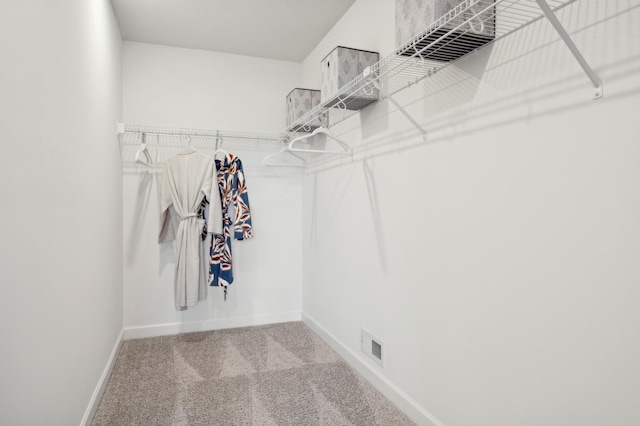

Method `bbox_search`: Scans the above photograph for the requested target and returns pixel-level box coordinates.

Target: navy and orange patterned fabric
[209,153,253,299]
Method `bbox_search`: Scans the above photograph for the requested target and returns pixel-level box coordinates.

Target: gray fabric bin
[320,46,380,111]
[286,88,322,131]
[396,0,496,61]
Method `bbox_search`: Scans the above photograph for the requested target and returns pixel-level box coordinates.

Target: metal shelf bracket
[534,0,603,99]
[387,95,428,142]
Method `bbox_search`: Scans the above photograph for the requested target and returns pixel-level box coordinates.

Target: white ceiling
[110,0,357,62]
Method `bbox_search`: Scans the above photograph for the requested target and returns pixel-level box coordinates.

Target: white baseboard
[123,311,302,340]
[80,328,124,426]
[302,312,445,426]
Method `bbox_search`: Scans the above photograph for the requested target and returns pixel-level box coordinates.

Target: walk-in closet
[2,1,639,425]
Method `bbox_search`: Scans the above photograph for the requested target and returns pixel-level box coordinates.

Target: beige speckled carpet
[91,321,414,425]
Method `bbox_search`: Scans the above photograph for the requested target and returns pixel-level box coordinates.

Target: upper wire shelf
[118,123,281,143]
[281,0,581,138]
[117,123,282,165]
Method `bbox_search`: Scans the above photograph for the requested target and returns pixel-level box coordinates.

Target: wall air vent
[372,340,382,360]
[361,328,384,367]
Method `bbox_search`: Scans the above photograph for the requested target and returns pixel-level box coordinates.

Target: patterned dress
[209,153,253,299]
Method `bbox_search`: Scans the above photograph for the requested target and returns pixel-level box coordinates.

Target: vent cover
[361,328,384,367]
[372,340,382,360]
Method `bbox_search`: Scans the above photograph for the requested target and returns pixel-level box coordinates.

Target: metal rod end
[593,84,603,100]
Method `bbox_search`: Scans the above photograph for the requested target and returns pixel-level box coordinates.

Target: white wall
[301,1,640,425]
[299,0,395,88]
[0,1,123,425]
[122,42,304,335]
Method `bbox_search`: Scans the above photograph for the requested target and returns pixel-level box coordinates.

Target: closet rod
[117,122,281,142]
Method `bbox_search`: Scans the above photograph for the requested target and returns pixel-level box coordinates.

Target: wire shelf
[119,123,281,142]
[118,123,282,165]
[281,0,579,137]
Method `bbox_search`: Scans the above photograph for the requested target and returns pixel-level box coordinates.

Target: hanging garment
[159,148,222,310]
[209,152,253,299]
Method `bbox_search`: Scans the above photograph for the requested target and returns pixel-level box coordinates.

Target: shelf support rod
[534,0,603,99]
[387,95,428,141]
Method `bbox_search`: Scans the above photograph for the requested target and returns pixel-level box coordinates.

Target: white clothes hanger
[213,136,228,159]
[263,145,305,168]
[178,135,197,154]
[287,126,352,157]
[154,134,160,163]
[135,132,154,166]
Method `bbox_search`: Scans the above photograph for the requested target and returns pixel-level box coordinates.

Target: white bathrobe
[159,149,222,310]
